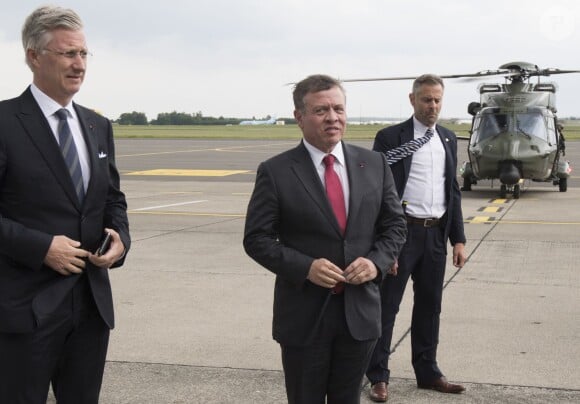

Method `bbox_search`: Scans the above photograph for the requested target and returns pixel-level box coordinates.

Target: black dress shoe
[418,376,465,394]
[369,382,388,402]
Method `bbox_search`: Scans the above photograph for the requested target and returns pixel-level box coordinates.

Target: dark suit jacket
[243,141,407,346]
[0,87,130,333]
[373,118,466,246]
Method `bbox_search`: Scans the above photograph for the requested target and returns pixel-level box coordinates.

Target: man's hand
[88,228,125,269]
[307,258,345,289]
[386,258,399,276]
[343,257,378,285]
[453,243,467,268]
[44,235,89,275]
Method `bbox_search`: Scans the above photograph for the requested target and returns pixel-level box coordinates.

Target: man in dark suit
[366,74,466,402]
[244,74,407,403]
[0,6,130,403]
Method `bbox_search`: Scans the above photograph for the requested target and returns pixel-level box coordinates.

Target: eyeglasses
[43,49,92,59]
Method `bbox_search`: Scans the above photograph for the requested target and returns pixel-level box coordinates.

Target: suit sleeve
[102,118,130,268]
[243,161,314,286]
[0,130,52,270]
[366,153,407,281]
[372,128,390,153]
[447,131,466,246]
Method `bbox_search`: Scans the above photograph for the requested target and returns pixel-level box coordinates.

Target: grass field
[113,121,580,140]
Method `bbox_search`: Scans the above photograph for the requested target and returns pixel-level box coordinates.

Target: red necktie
[323,154,346,294]
[323,154,347,234]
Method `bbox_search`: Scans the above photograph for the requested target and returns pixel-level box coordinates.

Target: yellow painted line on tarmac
[468,216,493,224]
[126,169,250,177]
[118,142,296,158]
[496,220,580,225]
[465,217,580,225]
[490,198,509,204]
[480,206,501,213]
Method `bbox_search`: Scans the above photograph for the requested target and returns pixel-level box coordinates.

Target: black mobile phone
[96,232,112,256]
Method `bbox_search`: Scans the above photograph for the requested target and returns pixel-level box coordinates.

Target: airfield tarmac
[50,138,580,403]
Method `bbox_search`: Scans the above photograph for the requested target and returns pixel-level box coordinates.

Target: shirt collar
[30,83,74,119]
[302,139,345,167]
[412,116,435,135]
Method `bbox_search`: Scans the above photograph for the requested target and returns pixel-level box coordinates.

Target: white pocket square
[98,152,107,159]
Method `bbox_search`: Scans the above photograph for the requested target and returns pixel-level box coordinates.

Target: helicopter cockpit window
[472,109,551,144]
[472,110,508,143]
[516,111,548,142]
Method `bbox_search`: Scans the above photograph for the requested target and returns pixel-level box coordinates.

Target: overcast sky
[1,0,579,121]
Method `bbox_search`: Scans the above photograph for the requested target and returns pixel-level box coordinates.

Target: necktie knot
[55,108,68,121]
[323,154,335,168]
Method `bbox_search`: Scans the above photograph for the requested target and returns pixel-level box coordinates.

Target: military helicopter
[342,62,579,198]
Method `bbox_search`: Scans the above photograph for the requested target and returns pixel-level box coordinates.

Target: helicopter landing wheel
[559,178,567,192]
[500,184,507,198]
[513,184,521,199]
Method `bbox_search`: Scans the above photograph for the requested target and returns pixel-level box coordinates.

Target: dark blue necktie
[385,128,434,165]
[55,109,85,203]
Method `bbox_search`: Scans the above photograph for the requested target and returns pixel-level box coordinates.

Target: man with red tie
[244,74,407,403]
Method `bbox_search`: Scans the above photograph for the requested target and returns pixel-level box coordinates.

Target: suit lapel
[289,143,344,235]
[436,125,454,193]
[343,143,364,234]
[75,104,97,200]
[17,89,82,210]
[400,118,415,183]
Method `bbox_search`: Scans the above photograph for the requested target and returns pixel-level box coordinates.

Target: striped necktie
[385,128,434,165]
[55,109,85,203]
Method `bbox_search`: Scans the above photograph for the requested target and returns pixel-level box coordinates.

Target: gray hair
[412,74,444,94]
[293,74,345,112]
[22,5,83,67]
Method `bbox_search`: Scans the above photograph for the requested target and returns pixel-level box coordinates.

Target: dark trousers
[281,294,377,404]
[0,276,110,404]
[366,223,447,386]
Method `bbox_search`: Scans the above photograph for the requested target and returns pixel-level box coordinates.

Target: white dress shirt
[402,116,446,219]
[30,84,91,192]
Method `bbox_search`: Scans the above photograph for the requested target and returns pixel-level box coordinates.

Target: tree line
[115,111,296,125]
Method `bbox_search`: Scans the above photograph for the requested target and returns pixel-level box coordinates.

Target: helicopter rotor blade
[340,75,418,83]
[340,69,521,83]
[286,64,580,86]
[534,68,580,76]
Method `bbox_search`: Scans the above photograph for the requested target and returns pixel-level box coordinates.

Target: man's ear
[294,109,303,129]
[27,48,40,69]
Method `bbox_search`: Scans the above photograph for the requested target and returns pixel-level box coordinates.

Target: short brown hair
[412,74,444,95]
[293,74,345,111]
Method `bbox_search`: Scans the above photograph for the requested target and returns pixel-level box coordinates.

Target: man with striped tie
[0,6,129,403]
[366,74,467,402]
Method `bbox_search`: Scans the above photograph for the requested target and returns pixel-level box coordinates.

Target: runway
[72,138,580,403]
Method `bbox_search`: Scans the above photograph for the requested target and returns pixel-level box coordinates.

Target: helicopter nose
[499,162,521,185]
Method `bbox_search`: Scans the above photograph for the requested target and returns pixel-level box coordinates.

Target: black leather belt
[406,215,441,228]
